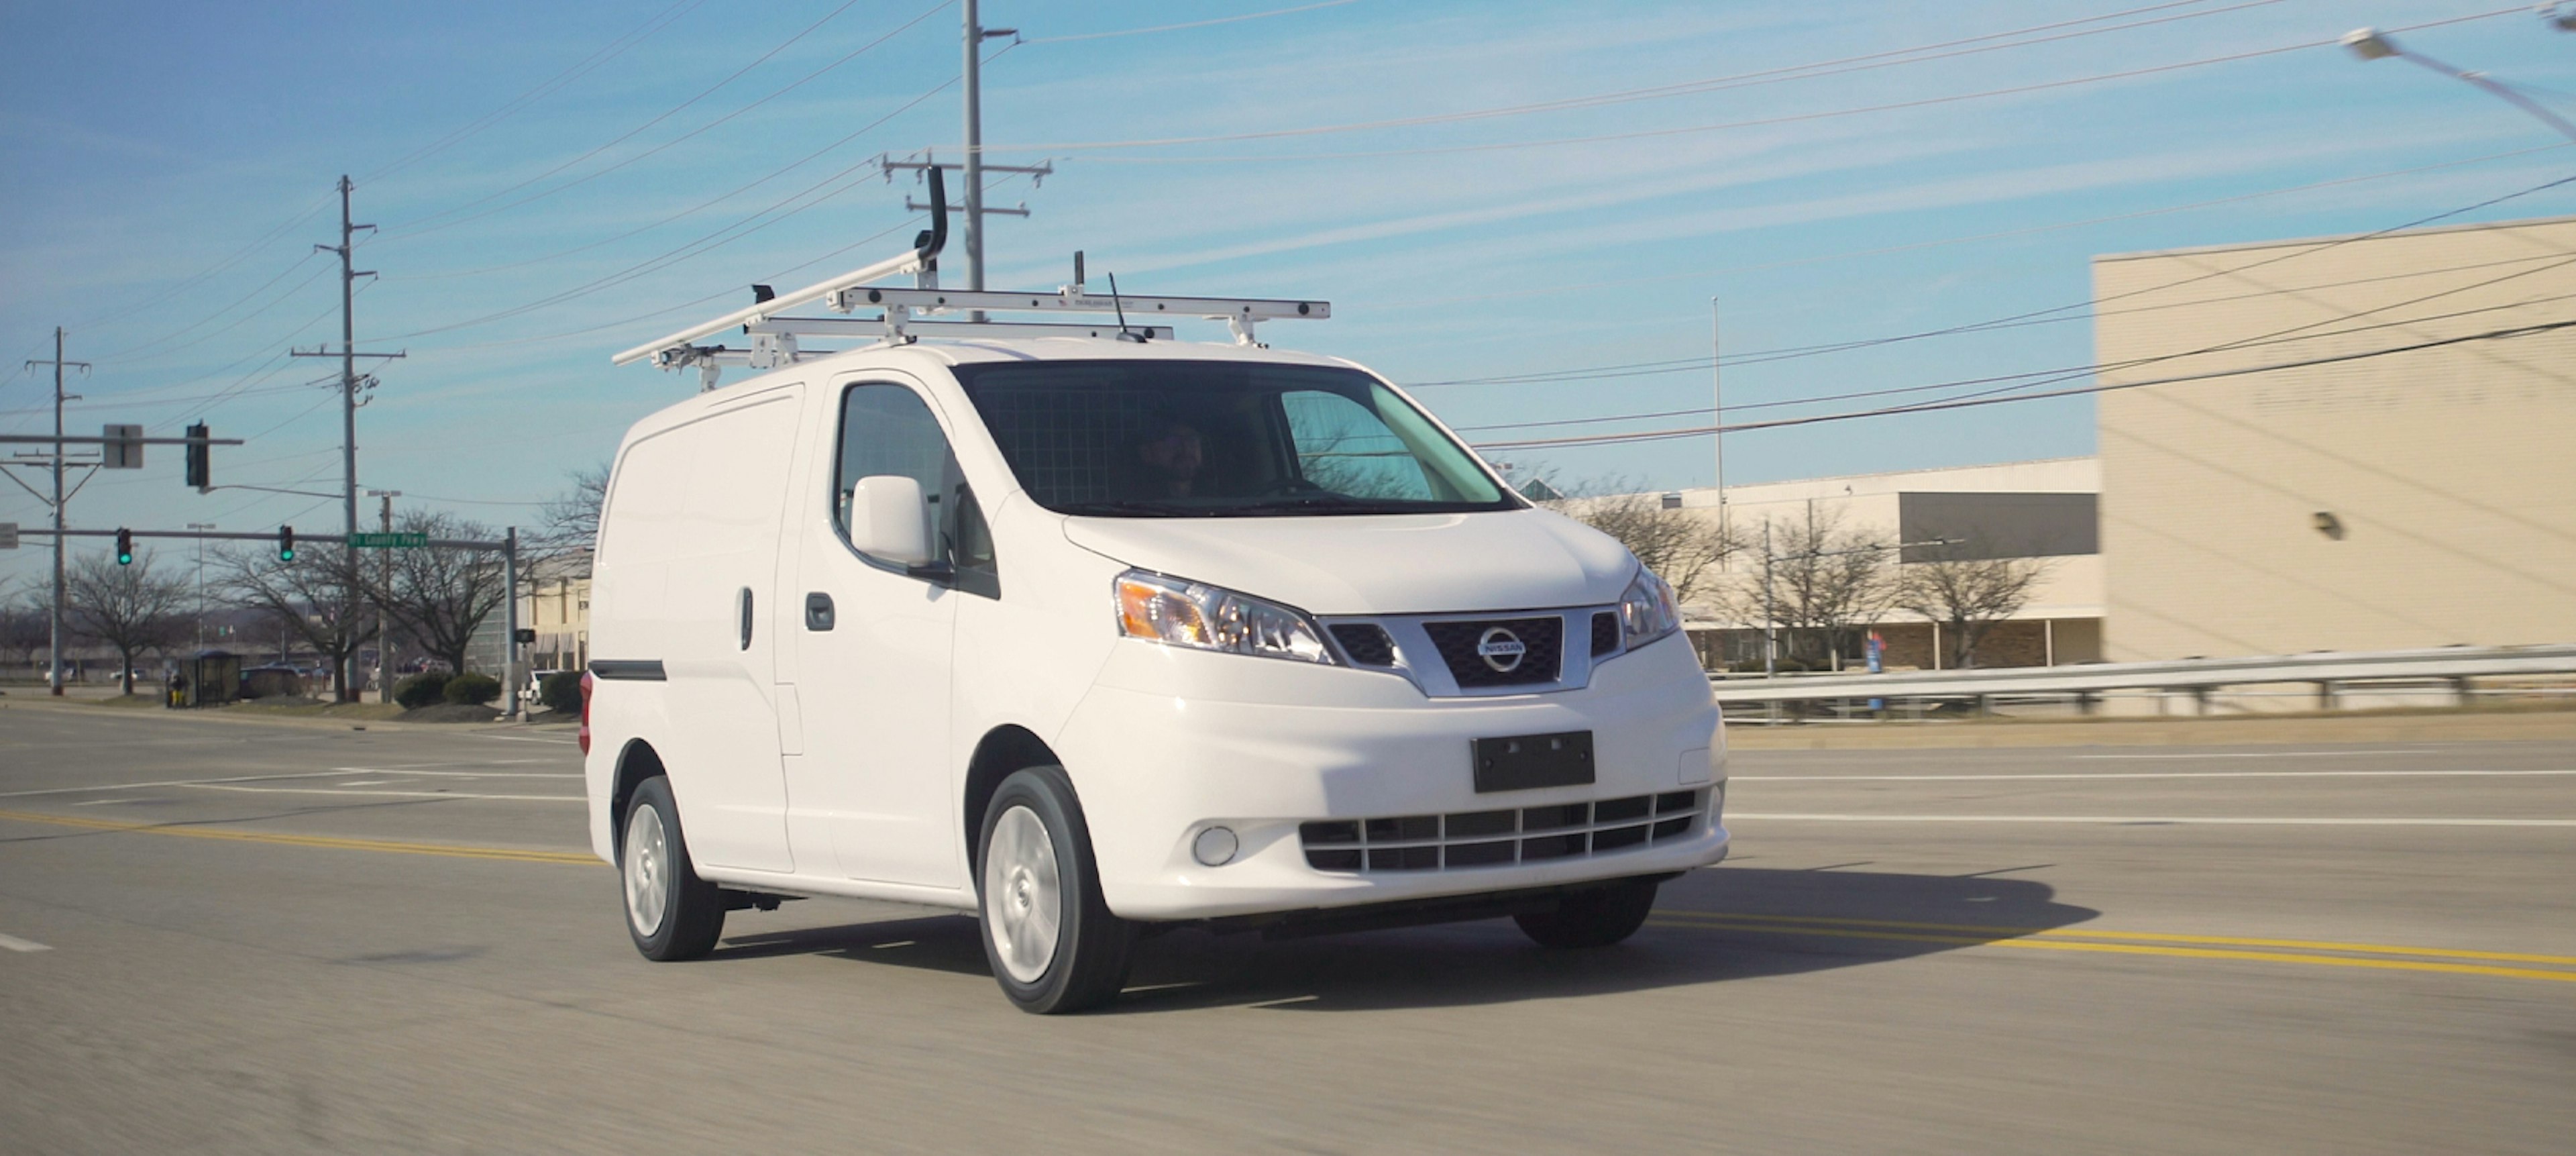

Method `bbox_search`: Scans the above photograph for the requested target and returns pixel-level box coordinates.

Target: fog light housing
[1192,826,1240,867]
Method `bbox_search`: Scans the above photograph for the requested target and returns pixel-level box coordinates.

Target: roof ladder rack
[611,171,1329,389]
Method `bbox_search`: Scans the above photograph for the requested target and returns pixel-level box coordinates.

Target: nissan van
[584,331,1729,1013]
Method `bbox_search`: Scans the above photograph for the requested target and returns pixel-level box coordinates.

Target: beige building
[2094,214,2576,661]
[1627,458,2104,671]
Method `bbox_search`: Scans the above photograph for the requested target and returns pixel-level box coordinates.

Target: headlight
[1114,570,1336,664]
[1619,566,1681,649]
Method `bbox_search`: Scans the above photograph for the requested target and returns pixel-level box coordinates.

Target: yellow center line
[1652,910,2576,967]
[1649,918,2576,984]
[0,807,600,866]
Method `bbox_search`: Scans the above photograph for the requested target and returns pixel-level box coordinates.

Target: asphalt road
[3,702,2571,1154]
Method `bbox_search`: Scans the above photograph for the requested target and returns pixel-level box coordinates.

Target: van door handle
[738,587,755,650]
[804,592,835,631]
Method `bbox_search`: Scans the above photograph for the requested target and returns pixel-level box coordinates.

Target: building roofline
[1668,454,2098,496]
[2094,212,2576,264]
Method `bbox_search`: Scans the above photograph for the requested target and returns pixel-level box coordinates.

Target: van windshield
[951,360,1521,517]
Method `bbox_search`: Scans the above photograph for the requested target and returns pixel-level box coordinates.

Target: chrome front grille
[1421,616,1564,688]
[1300,790,1707,874]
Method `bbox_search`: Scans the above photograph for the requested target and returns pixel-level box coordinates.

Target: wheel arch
[610,738,667,854]
[964,724,1061,871]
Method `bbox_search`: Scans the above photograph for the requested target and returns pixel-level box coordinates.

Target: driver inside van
[1128,418,1205,499]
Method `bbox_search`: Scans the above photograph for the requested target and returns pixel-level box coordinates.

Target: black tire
[621,776,726,961]
[975,766,1135,1014]
[1514,878,1662,948]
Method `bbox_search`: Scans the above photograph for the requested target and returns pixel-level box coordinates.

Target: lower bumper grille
[1300,790,1707,874]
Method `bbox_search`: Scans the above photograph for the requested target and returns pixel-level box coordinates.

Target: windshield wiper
[1055,499,1205,517]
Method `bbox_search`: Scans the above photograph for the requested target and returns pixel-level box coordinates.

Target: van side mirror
[849,475,936,567]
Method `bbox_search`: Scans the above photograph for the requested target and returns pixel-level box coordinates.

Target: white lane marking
[1731,769,2576,782]
[0,770,366,799]
[0,765,578,800]
[0,933,52,953]
[1726,812,2576,827]
[330,767,578,780]
[466,733,580,746]
[176,784,582,802]
[2075,750,2418,759]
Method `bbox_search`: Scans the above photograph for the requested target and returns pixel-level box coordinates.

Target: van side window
[835,383,1000,598]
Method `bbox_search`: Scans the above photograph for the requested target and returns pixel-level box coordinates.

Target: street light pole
[2343,23,2576,144]
[186,522,214,651]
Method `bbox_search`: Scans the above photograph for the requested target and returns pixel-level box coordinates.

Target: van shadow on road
[712,866,2098,1014]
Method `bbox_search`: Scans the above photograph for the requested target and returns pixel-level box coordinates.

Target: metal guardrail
[1707,643,2576,709]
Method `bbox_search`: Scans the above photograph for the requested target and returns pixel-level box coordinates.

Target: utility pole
[368,489,399,702]
[1711,296,1727,560]
[503,527,521,722]
[26,329,89,696]
[963,0,985,296]
[293,176,402,700]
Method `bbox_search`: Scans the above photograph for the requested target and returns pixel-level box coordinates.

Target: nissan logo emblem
[1476,627,1527,672]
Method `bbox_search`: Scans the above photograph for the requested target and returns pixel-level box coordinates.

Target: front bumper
[1051,631,1727,921]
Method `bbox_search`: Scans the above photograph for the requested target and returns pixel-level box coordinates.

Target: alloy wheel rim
[624,805,669,938]
[983,805,1062,984]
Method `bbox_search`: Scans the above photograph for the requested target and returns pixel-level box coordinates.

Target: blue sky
[3,0,2571,589]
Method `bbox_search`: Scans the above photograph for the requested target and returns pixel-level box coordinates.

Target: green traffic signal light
[115,528,133,566]
[278,525,295,562]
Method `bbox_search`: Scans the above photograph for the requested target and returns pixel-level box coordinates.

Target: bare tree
[217,547,378,701]
[1896,540,2055,670]
[1544,478,1741,606]
[0,593,48,678]
[1735,505,1900,671]
[64,551,189,694]
[360,511,508,676]
[534,462,610,572]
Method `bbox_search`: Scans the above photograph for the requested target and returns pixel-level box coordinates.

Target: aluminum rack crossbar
[745,317,1177,341]
[610,246,934,369]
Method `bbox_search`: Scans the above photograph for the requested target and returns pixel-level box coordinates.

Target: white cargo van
[584,235,1726,1014]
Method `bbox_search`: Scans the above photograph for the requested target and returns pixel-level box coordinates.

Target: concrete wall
[2094,215,2576,660]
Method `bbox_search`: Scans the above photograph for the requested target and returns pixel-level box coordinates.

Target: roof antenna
[1106,270,1148,343]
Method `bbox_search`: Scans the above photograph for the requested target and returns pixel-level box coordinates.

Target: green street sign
[350,531,429,549]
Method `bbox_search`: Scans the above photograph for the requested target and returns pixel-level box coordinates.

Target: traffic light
[115,528,134,565]
[184,423,211,492]
[278,525,295,562]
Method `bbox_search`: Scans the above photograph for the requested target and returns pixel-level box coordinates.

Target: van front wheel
[621,776,726,961]
[977,766,1134,1014]
[1514,878,1660,948]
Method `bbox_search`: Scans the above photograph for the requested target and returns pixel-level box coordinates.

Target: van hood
[1061,508,1637,615]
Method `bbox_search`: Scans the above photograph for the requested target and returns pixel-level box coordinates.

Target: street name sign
[350,531,429,548]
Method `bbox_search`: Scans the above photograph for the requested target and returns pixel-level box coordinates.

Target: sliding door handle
[804,592,835,631]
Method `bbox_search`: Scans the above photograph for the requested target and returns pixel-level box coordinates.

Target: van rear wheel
[977,766,1134,1014]
[622,776,726,961]
[1514,878,1660,948]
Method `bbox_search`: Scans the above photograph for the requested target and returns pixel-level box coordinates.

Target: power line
[383,46,1019,343]
[360,0,708,185]
[61,193,338,333]
[1451,286,2576,435]
[376,1,953,246]
[1374,142,2574,313]
[380,0,875,240]
[1022,0,1362,44]
[1411,170,2576,389]
[1470,319,2576,450]
[1006,0,2277,149]
[89,258,333,366]
[1039,8,2527,163]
